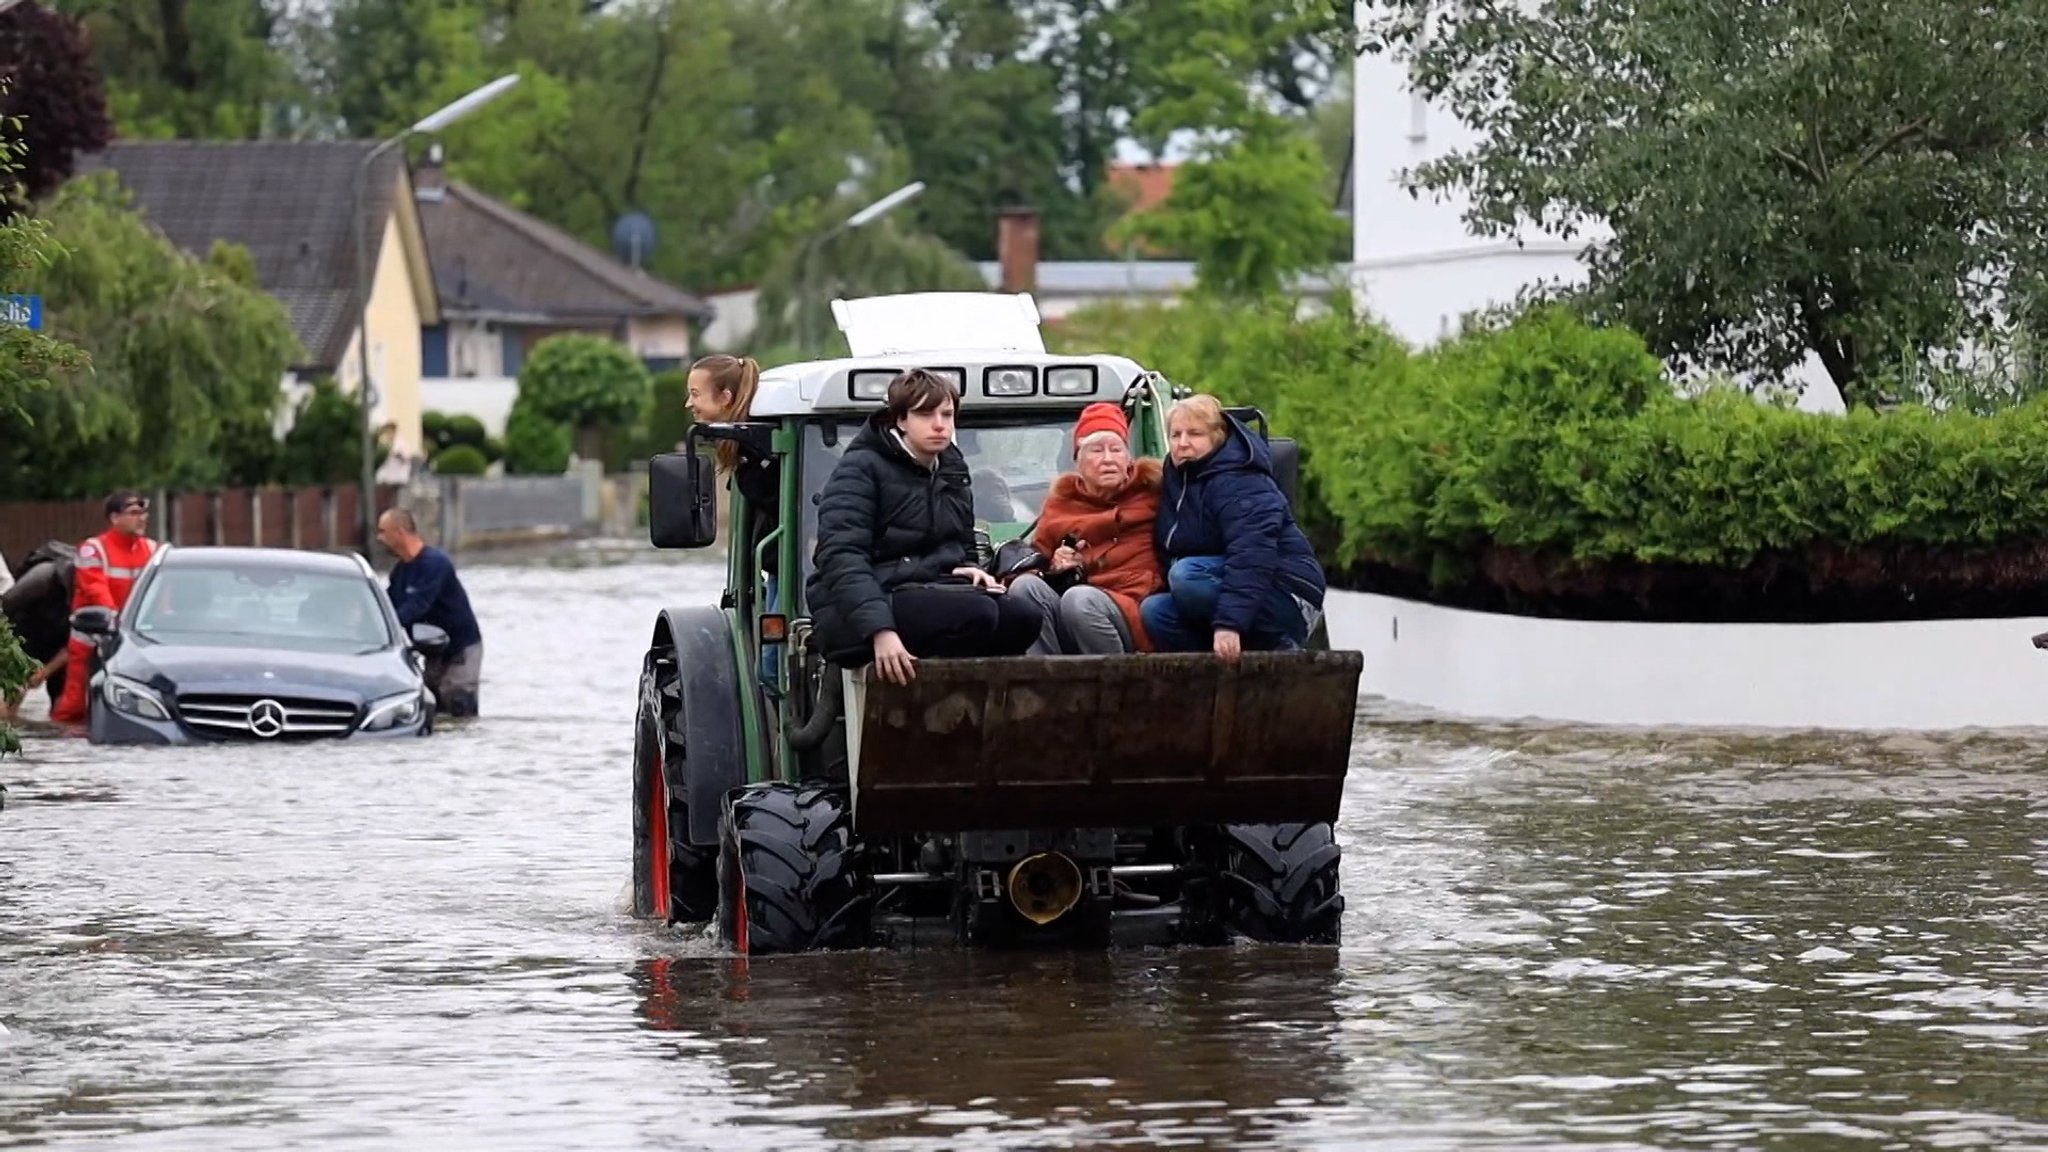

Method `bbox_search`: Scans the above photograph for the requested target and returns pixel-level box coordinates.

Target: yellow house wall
[334,214,426,455]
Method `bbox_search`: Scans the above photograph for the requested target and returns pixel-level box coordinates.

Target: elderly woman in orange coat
[1004,403,1164,654]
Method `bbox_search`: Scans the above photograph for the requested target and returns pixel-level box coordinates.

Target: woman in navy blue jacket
[1142,394,1327,662]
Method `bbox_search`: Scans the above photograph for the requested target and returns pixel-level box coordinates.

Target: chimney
[997,207,1040,294]
[414,141,447,201]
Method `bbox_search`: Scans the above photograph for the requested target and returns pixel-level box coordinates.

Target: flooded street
[4,550,2046,1149]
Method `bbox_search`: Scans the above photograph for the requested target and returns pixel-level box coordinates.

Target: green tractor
[631,292,1363,954]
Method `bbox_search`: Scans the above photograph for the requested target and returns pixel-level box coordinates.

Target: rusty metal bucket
[844,650,1364,836]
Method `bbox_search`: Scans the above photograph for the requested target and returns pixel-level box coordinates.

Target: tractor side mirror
[1268,436,1301,514]
[649,450,719,550]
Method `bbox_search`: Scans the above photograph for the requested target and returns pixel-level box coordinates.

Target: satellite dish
[610,211,657,268]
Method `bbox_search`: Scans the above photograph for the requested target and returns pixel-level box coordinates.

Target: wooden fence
[0,485,403,570]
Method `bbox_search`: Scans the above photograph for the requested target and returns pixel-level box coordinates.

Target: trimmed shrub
[1054,298,2048,622]
[502,408,572,475]
[431,444,489,475]
[514,335,652,429]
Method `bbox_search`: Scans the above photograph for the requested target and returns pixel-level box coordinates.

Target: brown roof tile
[73,140,410,371]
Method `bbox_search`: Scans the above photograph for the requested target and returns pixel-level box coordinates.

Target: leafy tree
[1111,0,1347,297]
[1117,117,1347,299]
[0,133,85,430]
[0,132,87,748]
[750,210,992,356]
[1,615,33,754]
[0,4,113,203]
[54,0,309,139]
[276,378,368,487]
[1362,0,2048,408]
[0,172,300,498]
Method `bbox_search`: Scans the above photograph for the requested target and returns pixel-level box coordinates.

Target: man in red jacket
[51,491,158,724]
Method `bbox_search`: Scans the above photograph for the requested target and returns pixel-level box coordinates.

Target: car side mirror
[649,448,720,550]
[69,605,117,636]
[409,622,451,656]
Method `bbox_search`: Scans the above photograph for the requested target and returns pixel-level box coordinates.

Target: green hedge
[1053,298,2048,620]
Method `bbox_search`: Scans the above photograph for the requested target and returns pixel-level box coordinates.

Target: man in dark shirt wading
[377,509,484,717]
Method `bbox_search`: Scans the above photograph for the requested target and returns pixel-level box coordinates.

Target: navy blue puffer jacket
[1156,414,1326,633]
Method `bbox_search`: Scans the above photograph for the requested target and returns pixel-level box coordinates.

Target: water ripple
[1,551,2043,1148]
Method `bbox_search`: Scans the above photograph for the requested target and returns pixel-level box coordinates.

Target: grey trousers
[426,640,483,717]
[1008,575,1133,655]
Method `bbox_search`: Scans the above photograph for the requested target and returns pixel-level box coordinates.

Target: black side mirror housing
[1268,436,1301,514]
[69,605,117,636]
[648,450,720,550]
[409,622,452,656]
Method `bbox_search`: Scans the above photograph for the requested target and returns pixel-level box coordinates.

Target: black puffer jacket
[806,411,976,663]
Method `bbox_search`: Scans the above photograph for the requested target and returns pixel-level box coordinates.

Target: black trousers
[890,585,1042,659]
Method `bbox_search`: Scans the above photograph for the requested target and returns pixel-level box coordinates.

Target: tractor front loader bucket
[845,651,1364,836]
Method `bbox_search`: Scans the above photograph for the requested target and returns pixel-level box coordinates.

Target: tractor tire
[717,782,871,955]
[1215,822,1344,944]
[631,652,718,923]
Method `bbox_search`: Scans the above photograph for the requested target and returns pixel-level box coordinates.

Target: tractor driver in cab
[806,368,1044,685]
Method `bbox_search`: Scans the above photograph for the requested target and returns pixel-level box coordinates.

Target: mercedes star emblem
[248,698,287,739]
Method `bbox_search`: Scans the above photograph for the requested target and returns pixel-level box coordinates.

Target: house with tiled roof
[74,139,441,453]
[410,146,713,435]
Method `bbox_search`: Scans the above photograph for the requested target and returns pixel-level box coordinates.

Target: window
[134,566,392,653]
[796,416,1080,584]
[422,325,449,377]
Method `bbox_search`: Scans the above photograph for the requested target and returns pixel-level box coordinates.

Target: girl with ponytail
[684,355,784,624]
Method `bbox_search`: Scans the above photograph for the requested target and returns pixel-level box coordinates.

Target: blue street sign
[1,294,42,331]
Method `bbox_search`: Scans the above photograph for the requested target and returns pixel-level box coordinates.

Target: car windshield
[132,565,392,653]
[798,416,1078,577]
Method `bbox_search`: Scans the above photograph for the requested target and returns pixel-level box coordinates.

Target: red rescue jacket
[70,530,157,625]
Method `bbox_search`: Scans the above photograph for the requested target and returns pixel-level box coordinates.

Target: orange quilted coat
[1030,459,1165,650]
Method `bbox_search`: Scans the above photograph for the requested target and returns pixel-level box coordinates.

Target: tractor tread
[1217,822,1344,945]
[720,783,871,955]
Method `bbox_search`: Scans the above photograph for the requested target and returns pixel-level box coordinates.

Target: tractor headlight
[362,690,425,731]
[985,367,1035,397]
[105,675,169,721]
[849,370,893,401]
[1045,366,1097,396]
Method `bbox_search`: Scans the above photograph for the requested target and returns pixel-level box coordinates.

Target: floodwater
[3,548,2045,1150]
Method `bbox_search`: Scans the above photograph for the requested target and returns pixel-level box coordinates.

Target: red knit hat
[1072,403,1128,453]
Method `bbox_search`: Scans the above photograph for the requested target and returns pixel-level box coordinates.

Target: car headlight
[361,690,425,732]
[105,675,169,721]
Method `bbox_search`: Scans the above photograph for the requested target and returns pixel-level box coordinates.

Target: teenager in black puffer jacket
[806,369,1043,685]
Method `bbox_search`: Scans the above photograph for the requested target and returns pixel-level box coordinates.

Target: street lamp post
[354,74,521,558]
[797,180,927,354]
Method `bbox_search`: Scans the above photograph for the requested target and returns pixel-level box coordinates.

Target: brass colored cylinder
[1006,851,1083,925]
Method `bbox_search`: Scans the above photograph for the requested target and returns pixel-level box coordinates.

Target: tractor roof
[749,292,1151,418]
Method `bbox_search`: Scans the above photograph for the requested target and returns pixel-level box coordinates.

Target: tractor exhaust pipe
[1006,851,1083,925]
